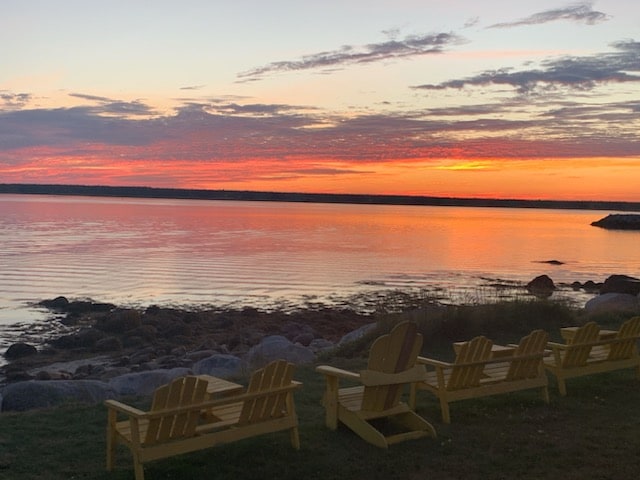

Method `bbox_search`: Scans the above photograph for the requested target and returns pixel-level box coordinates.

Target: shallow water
[1,193,639,352]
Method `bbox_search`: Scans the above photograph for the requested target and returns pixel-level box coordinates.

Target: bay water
[1,193,639,352]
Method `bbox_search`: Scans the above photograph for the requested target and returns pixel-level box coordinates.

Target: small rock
[5,342,37,359]
[39,296,69,309]
[526,275,556,297]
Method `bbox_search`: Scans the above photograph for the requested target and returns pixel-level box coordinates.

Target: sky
[1,0,639,201]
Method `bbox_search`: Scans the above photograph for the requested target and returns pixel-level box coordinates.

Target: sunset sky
[1,0,639,201]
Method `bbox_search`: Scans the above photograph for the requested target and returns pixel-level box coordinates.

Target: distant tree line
[1,183,639,212]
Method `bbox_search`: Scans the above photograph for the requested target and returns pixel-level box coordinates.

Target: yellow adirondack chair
[544,321,600,396]
[410,335,493,423]
[499,329,550,385]
[316,322,436,448]
[106,360,301,480]
[605,316,640,361]
[545,318,640,395]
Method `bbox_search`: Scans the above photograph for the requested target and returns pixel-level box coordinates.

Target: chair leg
[440,398,451,424]
[322,376,339,430]
[290,425,300,450]
[408,383,417,410]
[541,385,550,403]
[556,375,567,396]
[132,452,145,480]
[106,412,116,471]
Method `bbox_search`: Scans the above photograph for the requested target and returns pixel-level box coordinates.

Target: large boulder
[584,293,640,315]
[108,368,192,397]
[600,275,640,296]
[338,323,377,345]
[0,380,117,412]
[192,354,242,378]
[526,275,556,297]
[243,335,314,368]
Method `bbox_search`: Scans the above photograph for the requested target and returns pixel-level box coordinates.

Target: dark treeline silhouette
[2,183,640,212]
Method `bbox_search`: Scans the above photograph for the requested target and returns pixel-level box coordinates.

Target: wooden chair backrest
[447,336,493,391]
[361,322,423,412]
[238,360,295,425]
[562,321,600,367]
[607,316,640,361]
[506,329,548,380]
[144,376,209,445]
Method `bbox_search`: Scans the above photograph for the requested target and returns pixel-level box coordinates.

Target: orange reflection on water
[2,194,639,316]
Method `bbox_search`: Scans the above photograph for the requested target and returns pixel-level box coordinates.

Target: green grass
[1,365,640,480]
[1,301,639,480]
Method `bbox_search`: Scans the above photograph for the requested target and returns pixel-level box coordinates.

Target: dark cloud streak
[413,40,640,94]
[237,32,463,81]
[487,1,610,28]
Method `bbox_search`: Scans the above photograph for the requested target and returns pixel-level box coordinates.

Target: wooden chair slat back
[144,376,208,445]
[239,360,295,425]
[608,316,640,361]
[563,322,600,367]
[447,336,493,390]
[361,322,422,412]
[506,329,548,380]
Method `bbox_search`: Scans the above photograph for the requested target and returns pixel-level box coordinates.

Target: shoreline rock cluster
[0,298,377,411]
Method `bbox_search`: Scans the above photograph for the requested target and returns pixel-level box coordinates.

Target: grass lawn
[2,302,639,480]
[1,361,639,480]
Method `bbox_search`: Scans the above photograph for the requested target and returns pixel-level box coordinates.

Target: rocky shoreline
[0,297,384,410]
[2,273,639,412]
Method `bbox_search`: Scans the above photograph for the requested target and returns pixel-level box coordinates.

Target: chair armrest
[316,365,361,381]
[416,356,451,368]
[104,399,146,418]
[546,341,568,350]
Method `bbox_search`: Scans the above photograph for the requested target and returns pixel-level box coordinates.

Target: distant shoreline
[2,183,640,212]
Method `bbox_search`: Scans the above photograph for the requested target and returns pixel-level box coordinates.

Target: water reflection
[1,194,639,346]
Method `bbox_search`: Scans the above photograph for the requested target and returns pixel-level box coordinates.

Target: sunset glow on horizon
[2,1,639,202]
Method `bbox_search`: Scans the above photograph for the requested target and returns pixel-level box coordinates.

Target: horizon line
[1,183,640,212]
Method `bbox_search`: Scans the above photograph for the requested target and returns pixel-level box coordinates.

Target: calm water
[1,194,639,350]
